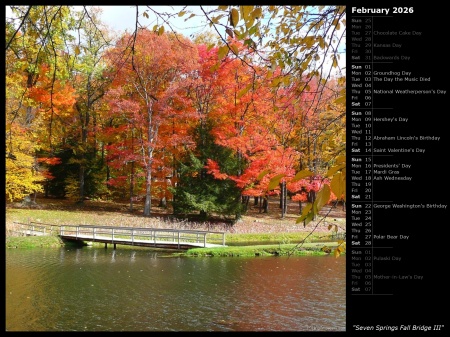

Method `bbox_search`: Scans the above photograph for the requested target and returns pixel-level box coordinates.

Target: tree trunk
[129,161,134,212]
[308,189,316,219]
[280,181,287,218]
[79,165,85,203]
[144,166,152,216]
[143,101,155,217]
[262,196,268,213]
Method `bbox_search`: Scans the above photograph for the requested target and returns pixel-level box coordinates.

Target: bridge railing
[63,225,226,247]
[12,221,61,236]
[13,221,226,247]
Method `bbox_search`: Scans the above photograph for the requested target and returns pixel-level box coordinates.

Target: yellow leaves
[218,5,228,10]
[291,169,313,182]
[217,45,229,60]
[296,203,312,224]
[324,159,346,202]
[248,25,258,36]
[185,13,196,21]
[230,8,239,27]
[271,76,282,87]
[251,7,262,19]
[325,162,345,178]
[337,6,346,15]
[331,172,346,201]
[282,76,291,86]
[178,11,186,17]
[152,25,165,35]
[143,11,149,19]
[334,241,346,258]
[229,43,239,55]
[240,6,253,20]
[303,35,315,48]
[334,94,346,106]
[314,184,330,213]
[267,174,285,191]
[237,82,253,99]
[256,169,270,181]
[280,23,290,35]
[318,36,325,49]
[334,247,341,258]
[74,45,80,55]
[335,155,346,164]
[212,14,227,24]
[332,18,341,30]
[211,40,238,69]
[6,151,45,202]
[332,55,338,68]
[337,77,346,87]
[328,224,339,233]
[236,6,262,28]
[270,75,291,88]
[233,28,242,39]
[210,62,220,73]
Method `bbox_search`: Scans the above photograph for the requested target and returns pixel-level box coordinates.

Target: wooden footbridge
[12,221,227,250]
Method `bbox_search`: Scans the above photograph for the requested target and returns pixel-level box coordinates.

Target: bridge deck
[14,222,227,250]
[59,233,225,249]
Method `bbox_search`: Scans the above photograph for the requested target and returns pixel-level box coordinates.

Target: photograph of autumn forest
[6,6,347,332]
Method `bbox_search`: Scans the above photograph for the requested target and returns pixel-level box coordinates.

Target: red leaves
[205,159,228,180]
[292,193,308,202]
[37,157,62,165]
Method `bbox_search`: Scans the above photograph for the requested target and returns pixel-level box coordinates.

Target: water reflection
[6,247,345,331]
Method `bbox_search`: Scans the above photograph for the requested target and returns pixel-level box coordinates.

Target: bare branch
[5,6,32,51]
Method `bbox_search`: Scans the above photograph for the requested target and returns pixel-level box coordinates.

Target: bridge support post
[104,243,107,249]
[114,243,116,250]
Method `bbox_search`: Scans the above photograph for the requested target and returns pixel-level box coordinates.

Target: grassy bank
[6,235,342,257]
[184,242,340,257]
[6,235,66,249]
[6,197,346,256]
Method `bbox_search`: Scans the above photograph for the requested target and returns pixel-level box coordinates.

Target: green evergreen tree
[172,123,243,221]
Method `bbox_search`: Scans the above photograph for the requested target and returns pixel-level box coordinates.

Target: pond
[6,246,345,331]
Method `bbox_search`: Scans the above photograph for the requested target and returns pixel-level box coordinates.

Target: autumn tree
[54,7,115,202]
[5,6,78,201]
[141,6,346,104]
[105,29,199,216]
[100,86,142,208]
[171,43,246,220]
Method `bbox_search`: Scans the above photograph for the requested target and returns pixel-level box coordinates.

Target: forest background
[5,5,346,234]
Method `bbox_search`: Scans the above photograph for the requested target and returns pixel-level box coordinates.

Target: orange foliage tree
[104,29,199,215]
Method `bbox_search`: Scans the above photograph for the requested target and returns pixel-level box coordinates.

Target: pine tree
[172,122,243,221]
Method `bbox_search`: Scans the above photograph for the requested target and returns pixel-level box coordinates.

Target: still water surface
[6,246,345,331]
